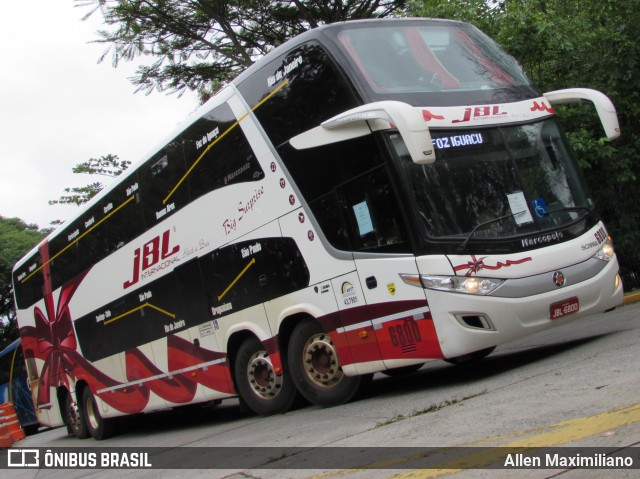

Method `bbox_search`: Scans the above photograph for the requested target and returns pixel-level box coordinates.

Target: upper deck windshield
[392,119,595,252]
[337,21,537,105]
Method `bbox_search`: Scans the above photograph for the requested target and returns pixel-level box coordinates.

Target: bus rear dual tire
[82,387,117,440]
[65,392,89,439]
[64,389,116,440]
[234,336,298,416]
[288,319,361,407]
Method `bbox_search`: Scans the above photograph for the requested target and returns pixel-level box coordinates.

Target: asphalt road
[4,301,640,478]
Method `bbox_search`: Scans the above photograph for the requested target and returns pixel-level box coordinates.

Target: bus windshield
[337,21,536,105]
[393,119,594,246]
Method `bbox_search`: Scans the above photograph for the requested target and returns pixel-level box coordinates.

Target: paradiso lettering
[124,229,180,289]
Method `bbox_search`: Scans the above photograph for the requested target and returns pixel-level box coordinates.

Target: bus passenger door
[355,256,442,368]
[330,167,442,367]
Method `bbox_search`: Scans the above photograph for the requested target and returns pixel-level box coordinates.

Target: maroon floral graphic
[453,255,532,276]
[21,274,234,414]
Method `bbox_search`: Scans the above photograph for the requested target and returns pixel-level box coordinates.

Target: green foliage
[77,0,408,96]
[409,0,501,33]
[49,154,131,207]
[0,217,49,345]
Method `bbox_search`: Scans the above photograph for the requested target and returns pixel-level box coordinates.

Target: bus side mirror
[544,88,621,140]
[289,101,436,164]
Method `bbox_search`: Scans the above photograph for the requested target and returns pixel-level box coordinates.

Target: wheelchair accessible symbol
[532,197,548,218]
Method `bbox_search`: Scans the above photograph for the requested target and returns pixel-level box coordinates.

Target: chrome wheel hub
[303,333,344,387]
[247,351,283,399]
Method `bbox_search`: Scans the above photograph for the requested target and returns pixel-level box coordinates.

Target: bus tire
[288,319,361,407]
[82,387,117,440]
[64,391,89,439]
[234,336,297,416]
[444,346,496,365]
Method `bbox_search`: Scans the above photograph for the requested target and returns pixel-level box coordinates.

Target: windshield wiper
[457,211,527,253]
[456,206,595,253]
[546,206,595,218]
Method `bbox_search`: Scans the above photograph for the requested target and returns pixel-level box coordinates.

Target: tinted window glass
[203,238,310,319]
[73,206,110,279]
[138,138,189,227]
[101,172,146,254]
[334,21,537,106]
[48,228,80,291]
[182,102,264,201]
[397,121,594,250]
[12,252,44,309]
[237,42,360,147]
[278,136,411,254]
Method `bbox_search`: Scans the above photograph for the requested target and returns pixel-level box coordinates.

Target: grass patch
[375,390,487,428]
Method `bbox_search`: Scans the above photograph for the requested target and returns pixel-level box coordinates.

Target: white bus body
[12,18,623,439]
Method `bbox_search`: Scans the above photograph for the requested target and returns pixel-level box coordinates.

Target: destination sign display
[431,132,485,150]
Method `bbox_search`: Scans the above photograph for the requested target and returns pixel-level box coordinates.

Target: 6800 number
[388,319,422,347]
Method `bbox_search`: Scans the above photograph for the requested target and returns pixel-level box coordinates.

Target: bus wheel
[82,388,117,440]
[64,392,89,439]
[444,346,496,365]
[288,319,361,407]
[234,336,297,416]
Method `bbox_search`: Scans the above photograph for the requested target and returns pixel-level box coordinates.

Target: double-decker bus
[12,18,622,440]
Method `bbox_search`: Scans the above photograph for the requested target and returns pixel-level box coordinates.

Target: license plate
[550,297,579,320]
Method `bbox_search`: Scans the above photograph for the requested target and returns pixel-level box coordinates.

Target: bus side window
[102,172,146,253]
[278,137,410,254]
[237,42,361,148]
[13,253,45,309]
[74,206,110,278]
[339,167,409,252]
[182,102,264,202]
[138,138,189,228]
[49,228,80,291]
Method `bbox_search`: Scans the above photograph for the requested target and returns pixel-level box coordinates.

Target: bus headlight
[400,274,504,295]
[593,238,615,262]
